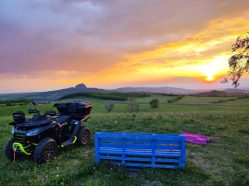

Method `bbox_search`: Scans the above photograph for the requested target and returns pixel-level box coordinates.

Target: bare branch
[227,33,249,87]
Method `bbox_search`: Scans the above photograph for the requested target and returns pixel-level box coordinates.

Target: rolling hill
[0,83,248,101]
[0,84,108,101]
[114,86,202,95]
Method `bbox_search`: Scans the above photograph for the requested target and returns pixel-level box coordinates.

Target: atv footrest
[61,136,77,147]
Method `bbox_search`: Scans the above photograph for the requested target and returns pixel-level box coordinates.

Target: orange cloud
[78,16,249,87]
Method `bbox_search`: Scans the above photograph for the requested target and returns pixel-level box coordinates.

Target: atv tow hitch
[12,142,31,156]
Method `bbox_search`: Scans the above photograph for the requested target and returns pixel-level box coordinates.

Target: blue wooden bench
[95,132,186,169]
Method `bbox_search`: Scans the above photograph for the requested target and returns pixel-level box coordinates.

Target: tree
[149,99,159,108]
[105,101,115,112]
[225,33,249,87]
[127,98,139,113]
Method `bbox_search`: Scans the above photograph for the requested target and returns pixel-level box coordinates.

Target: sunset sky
[0,0,249,93]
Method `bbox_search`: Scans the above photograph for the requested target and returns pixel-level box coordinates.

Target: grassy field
[0,95,248,186]
[176,96,235,104]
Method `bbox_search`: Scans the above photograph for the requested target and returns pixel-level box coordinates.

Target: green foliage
[226,33,249,87]
[0,98,31,107]
[105,101,115,112]
[149,99,159,108]
[237,95,249,99]
[6,103,13,106]
[59,92,150,101]
[173,96,239,104]
[209,98,237,103]
[197,90,229,97]
[168,95,185,103]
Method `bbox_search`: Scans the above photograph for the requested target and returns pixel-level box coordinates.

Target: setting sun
[206,74,214,82]
[190,55,230,83]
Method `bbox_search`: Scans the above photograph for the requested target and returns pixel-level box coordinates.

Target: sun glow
[195,55,230,82]
[206,74,214,82]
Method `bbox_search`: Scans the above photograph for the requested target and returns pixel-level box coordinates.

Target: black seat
[55,115,71,124]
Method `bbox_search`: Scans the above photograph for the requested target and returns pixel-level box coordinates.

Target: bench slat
[100,155,180,163]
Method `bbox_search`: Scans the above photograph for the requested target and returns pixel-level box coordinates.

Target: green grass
[0,95,249,185]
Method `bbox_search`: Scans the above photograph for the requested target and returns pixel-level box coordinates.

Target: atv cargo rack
[55,102,92,120]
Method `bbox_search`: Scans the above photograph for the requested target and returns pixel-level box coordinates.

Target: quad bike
[5,101,92,164]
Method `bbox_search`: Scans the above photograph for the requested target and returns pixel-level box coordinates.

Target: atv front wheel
[77,127,91,146]
[34,137,58,164]
[5,138,22,161]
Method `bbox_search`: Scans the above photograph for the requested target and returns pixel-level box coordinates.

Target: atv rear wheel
[77,127,91,146]
[34,137,58,164]
[5,138,22,161]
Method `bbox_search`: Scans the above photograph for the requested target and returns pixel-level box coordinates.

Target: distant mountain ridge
[223,88,249,95]
[0,84,108,100]
[0,83,248,101]
[113,86,202,95]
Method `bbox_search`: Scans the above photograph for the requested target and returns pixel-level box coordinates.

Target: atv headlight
[26,129,40,136]
[73,121,80,125]
[11,128,15,134]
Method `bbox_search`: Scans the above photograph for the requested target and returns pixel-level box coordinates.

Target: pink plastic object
[182,132,214,145]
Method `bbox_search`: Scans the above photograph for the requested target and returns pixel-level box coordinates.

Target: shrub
[127,98,139,113]
[149,99,159,108]
[105,102,115,112]
[6,103,13,106]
